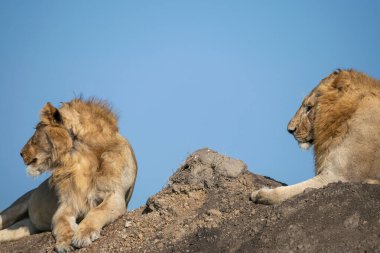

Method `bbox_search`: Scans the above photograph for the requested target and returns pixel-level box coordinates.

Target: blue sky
[1,1,379,211]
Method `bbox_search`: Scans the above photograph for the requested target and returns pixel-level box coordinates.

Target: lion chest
[56,166,106,214]
[317,105,380,181]
[72,170,107,209]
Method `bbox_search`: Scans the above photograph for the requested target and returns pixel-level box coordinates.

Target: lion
[251,69,380,205]
[0,98,137,252]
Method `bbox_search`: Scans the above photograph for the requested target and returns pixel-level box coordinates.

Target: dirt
[1,148,379,253]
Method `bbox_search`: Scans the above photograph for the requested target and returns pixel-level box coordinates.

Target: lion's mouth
[26,158,38,166]
[292,133,313,144]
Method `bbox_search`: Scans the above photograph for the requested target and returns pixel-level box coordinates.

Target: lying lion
[0,98,137,252]
[251,69,380,204]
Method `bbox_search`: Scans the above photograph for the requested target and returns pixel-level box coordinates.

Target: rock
[215,157,247,178]
[1,149,379,253]
[168,148,247,189]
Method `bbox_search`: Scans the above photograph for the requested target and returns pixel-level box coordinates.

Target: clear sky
[1,1,379,211]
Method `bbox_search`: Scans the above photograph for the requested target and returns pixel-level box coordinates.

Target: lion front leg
[251,172,339,205]
[52,205,77,253]
[72,193,126,249]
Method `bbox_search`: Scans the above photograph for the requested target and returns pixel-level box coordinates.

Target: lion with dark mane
[0,98,137,252]
[251,69,380,204]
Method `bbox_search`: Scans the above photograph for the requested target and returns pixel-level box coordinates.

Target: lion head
[20,103,73,177]
[287,69,361,150]
[287,69,373,155]
[287,90,318,150]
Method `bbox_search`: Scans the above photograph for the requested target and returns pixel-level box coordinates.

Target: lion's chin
[299,142,312,150]
[26,165,43,177]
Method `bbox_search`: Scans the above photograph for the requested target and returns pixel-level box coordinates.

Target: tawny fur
[251,69,380,204]
[0,98,137,253]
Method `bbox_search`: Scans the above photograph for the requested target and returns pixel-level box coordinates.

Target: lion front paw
[72,227,100,248]
[250,187,281,205]
[54,243,73,253]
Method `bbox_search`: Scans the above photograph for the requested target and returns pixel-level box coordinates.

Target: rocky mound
[1,148,379,253]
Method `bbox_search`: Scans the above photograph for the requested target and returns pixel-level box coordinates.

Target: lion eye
[305,105,312,113]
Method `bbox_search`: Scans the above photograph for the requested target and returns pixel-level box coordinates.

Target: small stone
[172,184,181,193]
[344,213,360,229]
[303,187,314,194]
[205,217,213,222]
[138,233,143,240]
[207,209,222,217]
[125,221,133,228]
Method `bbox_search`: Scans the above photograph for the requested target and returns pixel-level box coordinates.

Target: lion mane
[0,98,137,252]
[251,69,380,204]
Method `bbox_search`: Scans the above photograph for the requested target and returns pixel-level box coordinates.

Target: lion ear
[40,102,63,125]
[331,71,350,92]
[332,81,348,92]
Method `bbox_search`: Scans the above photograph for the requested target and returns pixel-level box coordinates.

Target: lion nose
[20,152,24,158]
[287,126,296,134]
